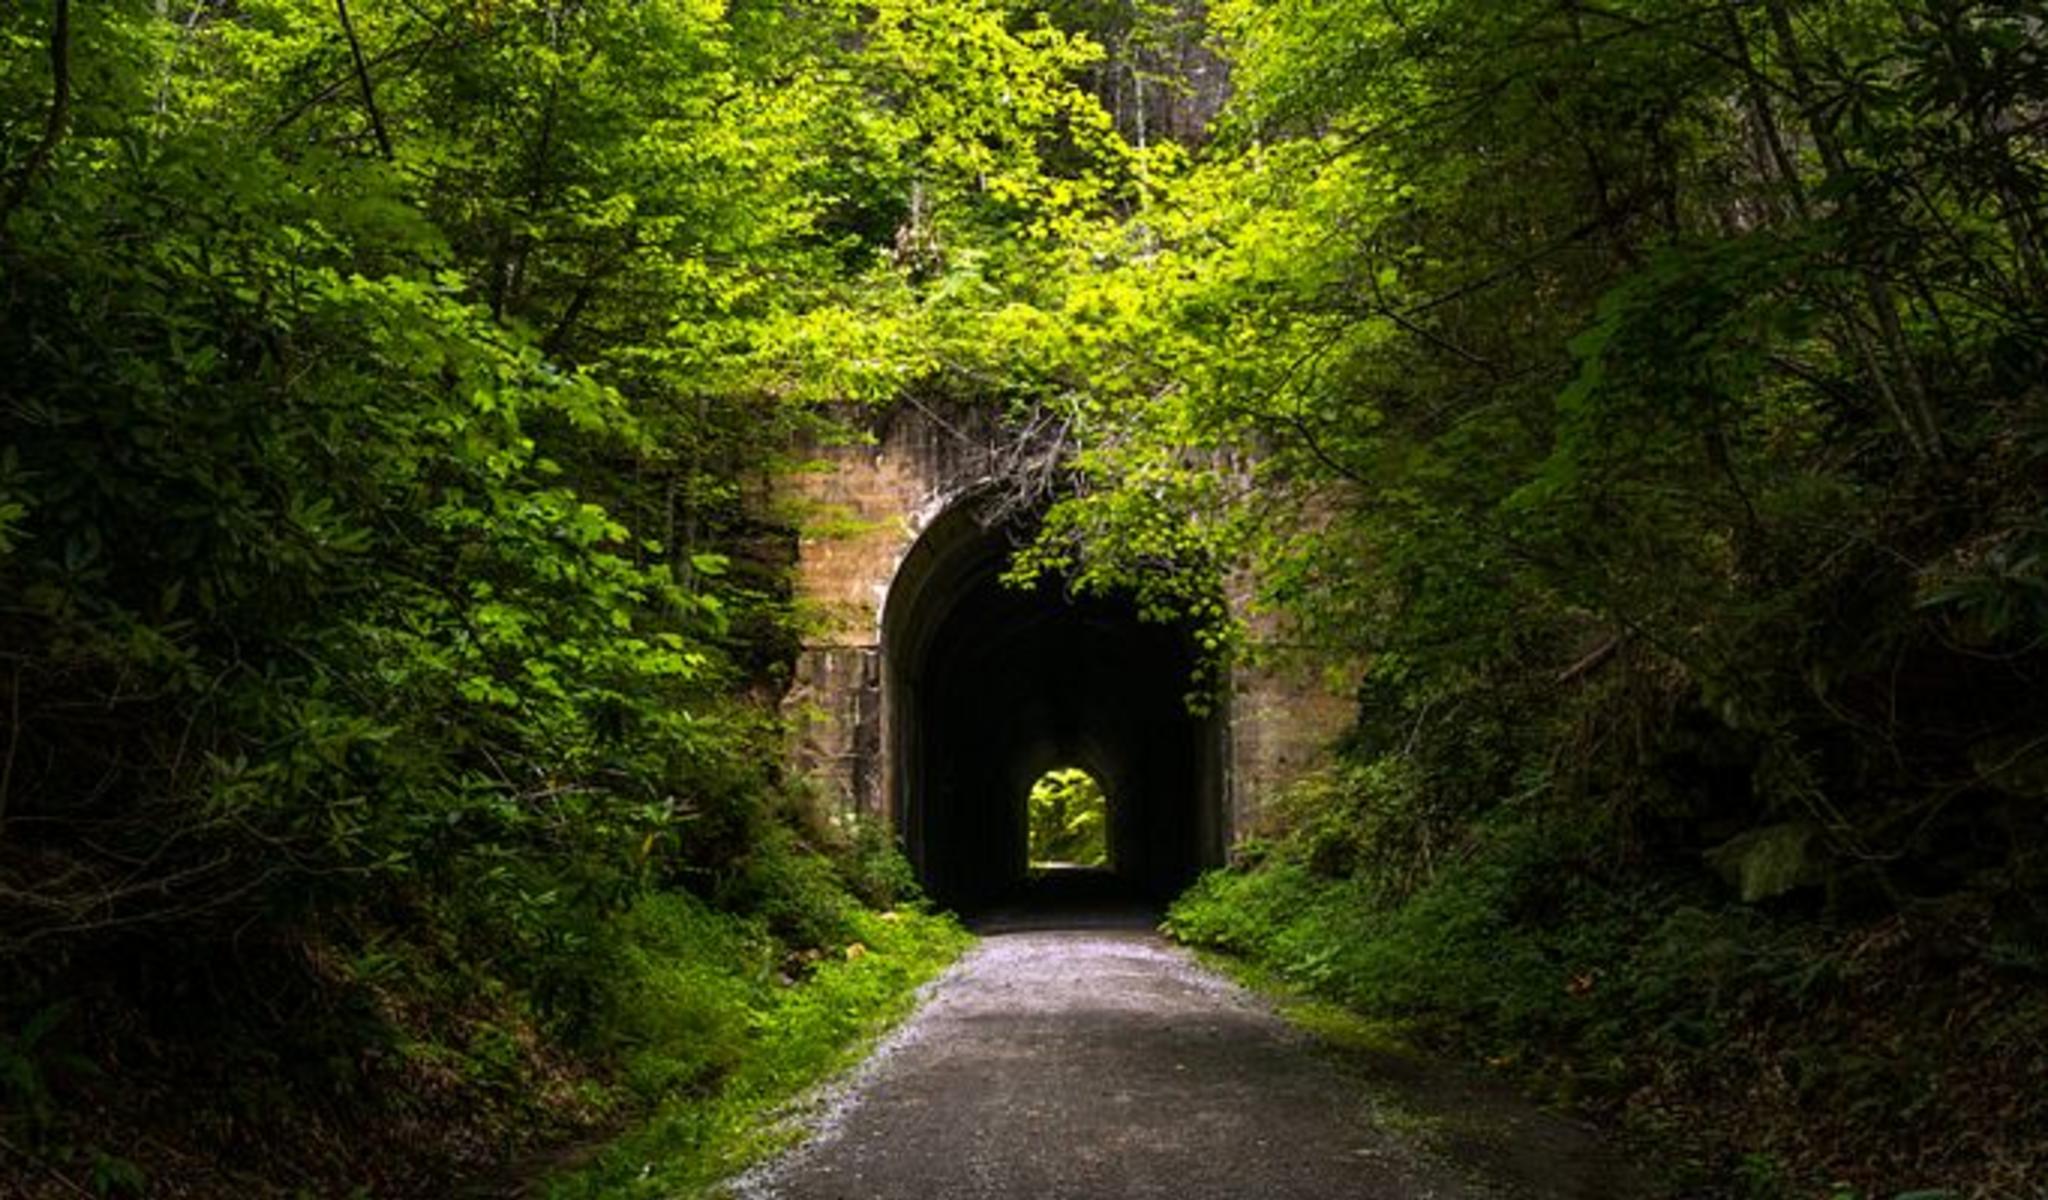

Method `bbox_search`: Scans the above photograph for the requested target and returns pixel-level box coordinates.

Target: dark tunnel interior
[883,503,1226,913]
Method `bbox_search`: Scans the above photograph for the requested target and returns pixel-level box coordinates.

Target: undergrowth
[542,898,969,1199]
[0,826,966,1199]
[1166,809,2048,1200]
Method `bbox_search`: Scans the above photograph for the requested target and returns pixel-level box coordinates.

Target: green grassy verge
[540,899,971,1199]
[1182,943,1425,1063]
[1163,817,2042,1200]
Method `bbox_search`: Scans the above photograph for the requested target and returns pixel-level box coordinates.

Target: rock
[1705,821,1822,903]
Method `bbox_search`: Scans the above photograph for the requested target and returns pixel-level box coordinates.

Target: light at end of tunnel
[1026,767,1110,870]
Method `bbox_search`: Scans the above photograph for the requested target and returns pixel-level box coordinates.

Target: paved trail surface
[728,923,1635,1200]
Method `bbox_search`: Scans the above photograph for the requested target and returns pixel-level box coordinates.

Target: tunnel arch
[879,496,1228,911]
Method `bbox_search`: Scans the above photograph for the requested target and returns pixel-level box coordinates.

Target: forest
[1,0,2044,1196]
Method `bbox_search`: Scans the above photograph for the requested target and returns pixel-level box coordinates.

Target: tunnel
[881,498,1227,912]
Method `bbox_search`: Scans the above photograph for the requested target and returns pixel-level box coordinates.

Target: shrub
[837,818,925,911]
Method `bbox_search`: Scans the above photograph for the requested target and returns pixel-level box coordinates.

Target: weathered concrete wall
[1225,646,1355,837]
[779,403,1352,841]
[781,404,1000,818]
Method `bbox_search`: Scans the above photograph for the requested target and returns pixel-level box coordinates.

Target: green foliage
[0,0,1101,1189]
[836,817,926,912]
[1026,767,1110,867]
[715,825,865,954]
[546,902,970,1199]
[1170,796,2048,1196]
[0,1003,89,1136]
[1168,814,1616,1048]
[1011,0,2048,915]
[6,0,2046,1191]
[591,887,954,1106]
[1021,3,2048,1187]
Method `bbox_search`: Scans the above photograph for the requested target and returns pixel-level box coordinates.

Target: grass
[1161,815,2048,1200]
[540,897,971,1199]
[1181,941,1424,1061]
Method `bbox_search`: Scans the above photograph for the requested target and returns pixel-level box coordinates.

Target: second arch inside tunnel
[881,500,1227,912]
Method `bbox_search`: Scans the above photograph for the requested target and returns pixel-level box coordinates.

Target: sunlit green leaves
[993,0,2048,945]
[1027,767,1110,867]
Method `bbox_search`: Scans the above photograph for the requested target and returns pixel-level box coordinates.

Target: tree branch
[0,665,19,829]
[1,0,73,225]
[334,0,394,160]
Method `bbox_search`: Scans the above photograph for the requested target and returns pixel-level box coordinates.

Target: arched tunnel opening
[882,501,1227,913]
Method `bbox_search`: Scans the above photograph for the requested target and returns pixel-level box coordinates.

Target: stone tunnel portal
[881,502,1227,912]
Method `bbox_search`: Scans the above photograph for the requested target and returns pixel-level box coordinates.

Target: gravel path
[726,926,1633,1200]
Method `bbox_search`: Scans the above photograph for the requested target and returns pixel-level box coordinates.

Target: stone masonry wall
[780,403,1352,838]
[781,405,992,817]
